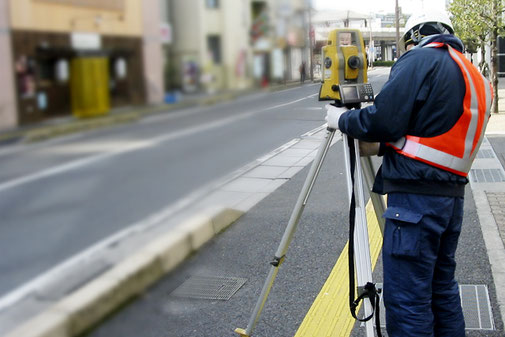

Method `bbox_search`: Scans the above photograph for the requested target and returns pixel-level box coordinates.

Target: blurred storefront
[0,0,164,129]
[171,0,253,94]
[171,0,311,94]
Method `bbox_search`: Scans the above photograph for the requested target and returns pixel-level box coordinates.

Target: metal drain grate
[470,169,505,183]
[170,276,247,300]
[476,149,496,159]
[461,285,494,330]
[370,284,494,330]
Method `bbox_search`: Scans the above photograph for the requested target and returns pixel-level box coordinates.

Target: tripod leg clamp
[270,255,286,267]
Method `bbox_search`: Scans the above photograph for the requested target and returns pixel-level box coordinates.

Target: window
[115,58,127,79]
[206,0,219,9]
[207,35,221,64]
[38,58,56,82]
[55,59,69,82]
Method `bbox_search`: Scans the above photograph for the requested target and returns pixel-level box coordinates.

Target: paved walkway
[80,89,505,336]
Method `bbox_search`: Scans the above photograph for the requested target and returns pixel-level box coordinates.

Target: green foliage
[449,0,505,112]
[372,61,395,67]
[164,62,178,91]
[163,47,180,91]
[449,0,493,43]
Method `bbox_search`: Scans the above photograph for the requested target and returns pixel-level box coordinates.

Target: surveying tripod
[235,118,386,337]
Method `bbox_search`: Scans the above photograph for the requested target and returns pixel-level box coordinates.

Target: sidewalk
[489,77,505,134]
[86,119,505,336]
[0,80,306,146]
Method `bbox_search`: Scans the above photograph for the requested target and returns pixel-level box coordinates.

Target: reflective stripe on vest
[387,42,492,177]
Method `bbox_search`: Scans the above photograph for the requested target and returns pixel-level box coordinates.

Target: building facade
[0,0,164,130]
[170,0,311,94]
[0,0,17,130]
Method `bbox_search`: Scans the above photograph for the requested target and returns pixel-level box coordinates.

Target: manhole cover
[170,276,247,300]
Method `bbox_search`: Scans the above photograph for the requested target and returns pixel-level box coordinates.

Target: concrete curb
[4,207,244,337]
[25,112,141,142]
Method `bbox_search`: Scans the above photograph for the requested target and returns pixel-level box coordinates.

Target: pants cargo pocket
[383,206,423,258]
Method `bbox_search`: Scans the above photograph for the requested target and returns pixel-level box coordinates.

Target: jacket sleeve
[338,51,433,143]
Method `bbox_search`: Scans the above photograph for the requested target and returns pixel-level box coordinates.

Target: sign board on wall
[160,22,172,44]
[71,32,101,50]
[272,48,284,79]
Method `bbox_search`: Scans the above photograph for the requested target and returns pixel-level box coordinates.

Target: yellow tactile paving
[294,200,383,337]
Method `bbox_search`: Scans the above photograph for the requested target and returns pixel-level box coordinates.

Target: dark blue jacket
[338,34,468,197]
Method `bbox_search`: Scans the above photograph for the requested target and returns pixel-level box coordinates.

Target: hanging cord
[347,137,383,337]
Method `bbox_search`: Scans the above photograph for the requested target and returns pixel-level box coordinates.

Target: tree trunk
[480,42,488,77]
[491,0,499,113]
[491,28,499,113]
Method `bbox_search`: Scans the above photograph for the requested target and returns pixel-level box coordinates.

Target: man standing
[325,10,492,337]
[299,61,306,84]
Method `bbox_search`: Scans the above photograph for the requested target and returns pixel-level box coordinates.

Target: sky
[313,0,448,15]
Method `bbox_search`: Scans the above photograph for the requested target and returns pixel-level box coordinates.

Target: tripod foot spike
[234,328,250,337]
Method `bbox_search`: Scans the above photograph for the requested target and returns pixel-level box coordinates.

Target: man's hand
[359,141,380,156]
[325,104,347,130]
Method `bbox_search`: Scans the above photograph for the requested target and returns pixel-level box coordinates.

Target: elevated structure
[312,9,408,77]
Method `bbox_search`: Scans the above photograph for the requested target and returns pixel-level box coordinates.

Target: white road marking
[40,140,155,155]
[262,93,318,111]
[271,83,318,94]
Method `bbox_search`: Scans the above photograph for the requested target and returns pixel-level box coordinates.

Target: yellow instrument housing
[319,29,368,101]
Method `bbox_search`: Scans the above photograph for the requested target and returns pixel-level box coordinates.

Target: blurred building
[170,0,311,94]
[0,0,164,129]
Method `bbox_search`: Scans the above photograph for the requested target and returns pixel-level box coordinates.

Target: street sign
[71,32,101,50]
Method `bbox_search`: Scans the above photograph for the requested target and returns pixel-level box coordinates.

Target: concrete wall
[171,0,200,90]
[9,0,142,36]
[222,0,252,89]
[170,0,308,91]
[172,0,199,56]
[0,0,17,130]
[142,0,164,104]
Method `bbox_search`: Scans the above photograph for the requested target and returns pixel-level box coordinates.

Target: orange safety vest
[387,42,493,177]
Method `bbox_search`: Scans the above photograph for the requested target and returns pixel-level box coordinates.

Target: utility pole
[369,15,374,69]
[395,0,400,58]
[308,0,314,81]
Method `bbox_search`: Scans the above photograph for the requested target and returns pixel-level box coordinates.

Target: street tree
[449,0,504,113]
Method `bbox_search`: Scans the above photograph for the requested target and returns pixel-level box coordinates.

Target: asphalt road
[0,70,390,301]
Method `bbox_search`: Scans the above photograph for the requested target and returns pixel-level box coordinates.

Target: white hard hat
[400,10,454,50]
